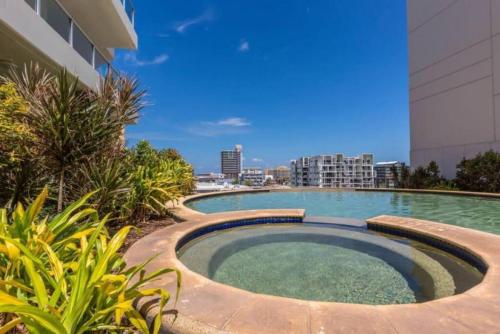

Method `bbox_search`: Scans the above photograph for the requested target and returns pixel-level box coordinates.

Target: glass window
[24,0,37,10]
[125,0,135,24]
[39,0,71,42]
[94,51,109,76]
[73,25,93,65]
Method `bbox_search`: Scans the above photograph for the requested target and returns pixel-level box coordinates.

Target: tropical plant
[159,148,183,161]
[393,162,454,190]
[124,141,194,222]
[0,188,180,333]
[1,64,193,225]
[405,161,444,189]
[125,164,180,222]
[0,82,30,163]
[3,64,144,212]
[0,81,42,209]
[455,150,500,193]
[72,158,131,224]
[91,72,145,147]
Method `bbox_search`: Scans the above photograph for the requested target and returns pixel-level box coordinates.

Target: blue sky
[116,0,409,173]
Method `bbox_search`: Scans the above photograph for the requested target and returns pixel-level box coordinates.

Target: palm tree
[92,72,145,147]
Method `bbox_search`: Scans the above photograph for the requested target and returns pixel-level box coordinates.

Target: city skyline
[116,1,409,173]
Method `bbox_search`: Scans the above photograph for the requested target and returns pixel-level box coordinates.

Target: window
[73,25,93,64]
[94,51,109,76]
[39,0,71,42]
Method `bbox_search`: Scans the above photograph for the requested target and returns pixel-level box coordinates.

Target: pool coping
[125,210,500,334]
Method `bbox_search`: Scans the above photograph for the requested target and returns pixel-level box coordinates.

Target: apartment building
[408,0,500,178]
[221,144,243,179]
[240,167,264,186]
[290,157,310,187]
[0,0,138,87]
[374,161,406,189]
[291,154,374,188]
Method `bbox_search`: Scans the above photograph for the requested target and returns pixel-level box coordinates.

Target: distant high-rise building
[374,161,406,189]
[291,154,374,188]
[221,145,243,179]
[408,1,500,178]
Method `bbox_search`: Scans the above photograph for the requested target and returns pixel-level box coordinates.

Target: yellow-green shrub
[0,188,181,333]
[122,141,194,222]
[0,82,31,166]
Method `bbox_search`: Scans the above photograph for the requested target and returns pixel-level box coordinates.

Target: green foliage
[0,81,41,209]
[455,150,500,193]
[125,141,194,222]
[76,158,131,223]
[0,82,29,161]
[0,65,190,331]
[68,141,195,224]
[4,65,142,212]
[396,161,449,190]
[1,65,194,221]
[0,188,180,333]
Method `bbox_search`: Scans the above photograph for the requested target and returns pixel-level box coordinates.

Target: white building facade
[290,157,310,187]
[240,167,264,186]
[291,154,374,188]
[0,0,138,87]
[408,0,500,178]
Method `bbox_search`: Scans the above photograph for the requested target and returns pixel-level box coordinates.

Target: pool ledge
[125,211,500,334]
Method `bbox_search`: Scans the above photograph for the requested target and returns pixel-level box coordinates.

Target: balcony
[59,0,138,50]
[23,0,120,75]
[0,0,128,87]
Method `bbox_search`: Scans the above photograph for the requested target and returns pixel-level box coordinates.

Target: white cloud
[123,53,169,67]
[238,40,250,53]
[252,158,264,163]
[217,117,250,127]
[175,9,214,33]
[187,117,251,137]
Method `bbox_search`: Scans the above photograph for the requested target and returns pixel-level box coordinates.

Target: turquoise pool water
[187,191,500,234]
[178,224,482,304]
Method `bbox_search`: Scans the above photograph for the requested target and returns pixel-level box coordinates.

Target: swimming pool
[186,191,500,234]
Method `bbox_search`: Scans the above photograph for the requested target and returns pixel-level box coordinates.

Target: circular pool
[186,191,500,234]
[177,222,483,305]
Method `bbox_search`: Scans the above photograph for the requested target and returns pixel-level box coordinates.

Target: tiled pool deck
[125,190,500,333]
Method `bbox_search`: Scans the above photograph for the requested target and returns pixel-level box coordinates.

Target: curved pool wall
[176,216,484,305]
[124,209,500,333]
[185,190,500,234]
